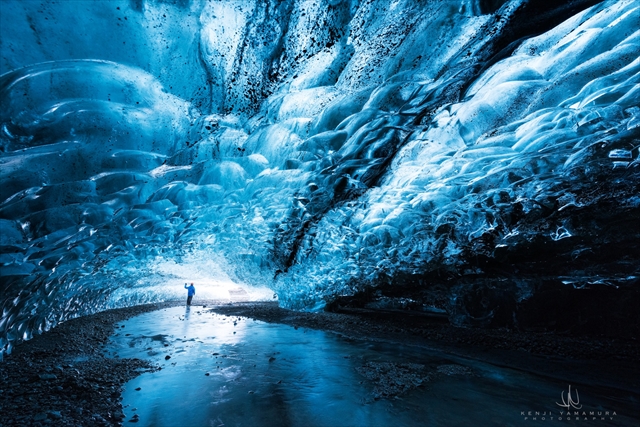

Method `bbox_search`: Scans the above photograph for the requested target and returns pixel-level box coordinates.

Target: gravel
[1,300,638,426]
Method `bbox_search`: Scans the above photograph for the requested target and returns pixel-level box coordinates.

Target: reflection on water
[106,307,637,427]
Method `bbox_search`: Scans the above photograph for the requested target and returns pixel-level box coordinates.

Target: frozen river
[105,306,636,426]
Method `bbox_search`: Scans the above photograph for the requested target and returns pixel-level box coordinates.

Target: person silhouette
[184,282,196,306]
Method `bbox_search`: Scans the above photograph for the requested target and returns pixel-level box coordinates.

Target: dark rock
[33,413,47,421]
[38,373,57,380]
[47,411,62,419]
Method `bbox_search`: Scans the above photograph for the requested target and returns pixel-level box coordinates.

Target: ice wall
[1,0,639,356]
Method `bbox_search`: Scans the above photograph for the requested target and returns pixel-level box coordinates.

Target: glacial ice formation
[1,0,639,357]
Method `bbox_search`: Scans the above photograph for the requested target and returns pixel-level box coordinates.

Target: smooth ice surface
[1,0,639,355]
[106,307,637,426]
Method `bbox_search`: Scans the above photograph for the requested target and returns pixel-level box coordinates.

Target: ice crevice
[1,0,639,357]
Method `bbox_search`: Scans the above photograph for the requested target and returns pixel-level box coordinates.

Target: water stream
[105,306,635,426]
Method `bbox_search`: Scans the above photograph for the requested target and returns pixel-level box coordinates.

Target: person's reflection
[182,305,191,337]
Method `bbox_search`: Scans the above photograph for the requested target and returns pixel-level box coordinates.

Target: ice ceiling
[1,0,639,356]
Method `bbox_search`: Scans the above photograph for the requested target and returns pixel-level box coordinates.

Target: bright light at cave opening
[153,257,274,302]
[108,255,274,305]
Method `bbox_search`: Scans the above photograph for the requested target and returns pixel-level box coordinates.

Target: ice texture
[1,0,639,357]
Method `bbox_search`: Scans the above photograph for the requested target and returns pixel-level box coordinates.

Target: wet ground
[107,306,638,427]
[1,301,638,426]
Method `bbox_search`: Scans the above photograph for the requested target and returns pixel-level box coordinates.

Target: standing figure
[184,282,196,306]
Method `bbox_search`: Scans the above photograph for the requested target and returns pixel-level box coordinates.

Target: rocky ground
[0,302,184,427]
[1,300,638,426]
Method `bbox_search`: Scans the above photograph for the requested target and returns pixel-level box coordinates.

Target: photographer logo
[520,385,617,422]
[556,385,581,410]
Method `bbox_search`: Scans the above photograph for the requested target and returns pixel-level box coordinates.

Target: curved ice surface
[1,0,639,356]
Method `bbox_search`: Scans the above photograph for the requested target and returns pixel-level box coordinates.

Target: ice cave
[0,0,639,425]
